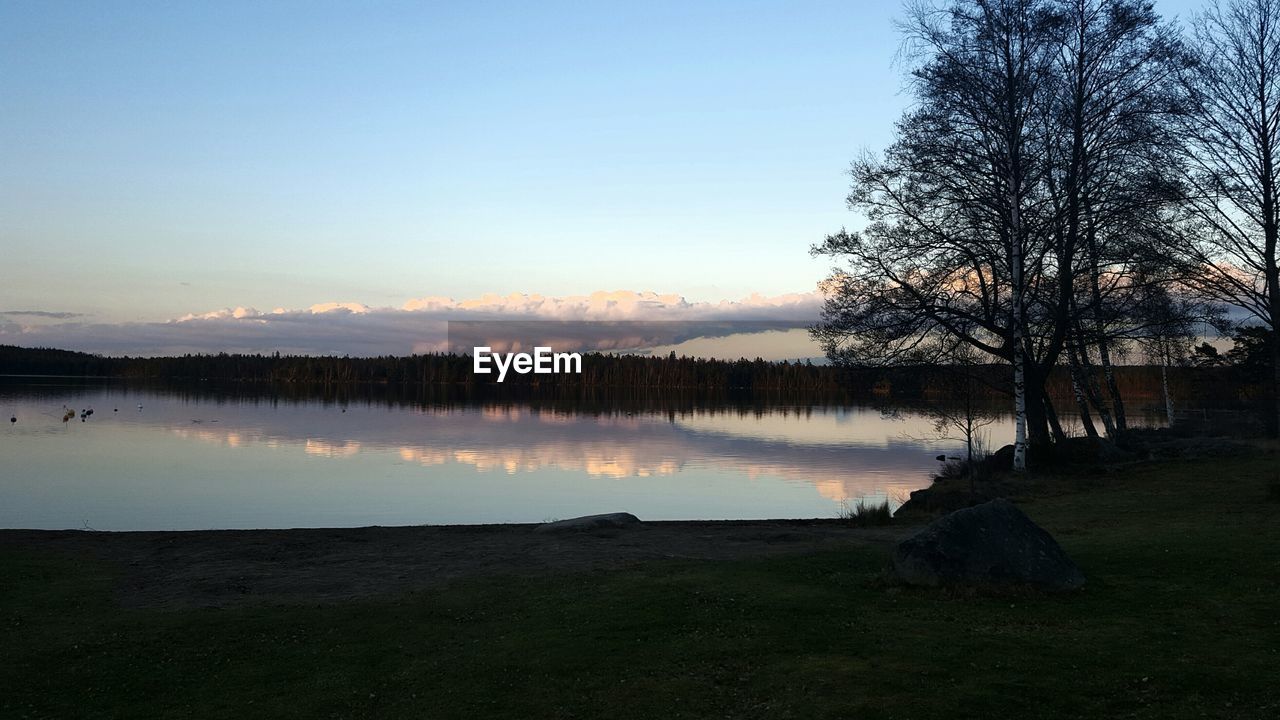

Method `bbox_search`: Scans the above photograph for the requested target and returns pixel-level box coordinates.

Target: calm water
[1,380,1008,530]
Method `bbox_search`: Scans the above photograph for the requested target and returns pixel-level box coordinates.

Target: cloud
[0,290,823,357]
[0,310,86,320]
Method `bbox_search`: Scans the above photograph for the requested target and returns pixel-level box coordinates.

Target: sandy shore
[0,519,917,608]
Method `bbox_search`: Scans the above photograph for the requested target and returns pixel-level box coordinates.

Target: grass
[836,497,894,526]
[3,451,1279,719]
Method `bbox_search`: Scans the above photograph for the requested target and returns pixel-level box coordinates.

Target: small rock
[534,512,641,534]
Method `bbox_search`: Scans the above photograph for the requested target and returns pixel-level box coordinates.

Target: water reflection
[153,403,960,496]
[0,380,1139,530]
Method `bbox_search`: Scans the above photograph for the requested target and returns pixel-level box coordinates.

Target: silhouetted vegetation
[0,345,847,390]
[1,343,1272,429]
[836,498,894,527]
[813,0,1280,469]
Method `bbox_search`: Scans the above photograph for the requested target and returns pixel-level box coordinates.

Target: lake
[3,379,1029,530]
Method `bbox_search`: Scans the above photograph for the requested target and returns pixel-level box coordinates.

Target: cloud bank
[0,290,822,357]
[0,310,86,320]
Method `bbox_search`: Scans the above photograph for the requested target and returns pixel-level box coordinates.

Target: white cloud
[0,290,823,357]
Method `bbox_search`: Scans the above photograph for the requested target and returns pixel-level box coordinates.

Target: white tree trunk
[1012,338,1028,472]
[1010,184,1028,473]
[1162,348,1175,426]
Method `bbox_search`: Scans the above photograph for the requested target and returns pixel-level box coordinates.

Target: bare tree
[813,0,1065,472]
[1044,0,1188,438]
[1176,0,1280,437]
[1133,284,1219,424]
[814,0,1192,466]
[928,345,1001,468]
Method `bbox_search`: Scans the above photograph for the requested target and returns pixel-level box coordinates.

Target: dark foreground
[0,519,906,609]
[2,451,1278,719]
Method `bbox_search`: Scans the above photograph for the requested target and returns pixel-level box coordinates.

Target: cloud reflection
[160,402,964,505]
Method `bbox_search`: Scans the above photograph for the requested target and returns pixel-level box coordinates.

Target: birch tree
[1176,0,1280,437]
[813,0,1061,471]
[813,0,1201,464]
[1044,0,1187,438]
[1134,284,1210,424]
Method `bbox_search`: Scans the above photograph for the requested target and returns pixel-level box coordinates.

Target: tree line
[812,0,1280,468]
[2,337,1271,419]
[0,345,846,392]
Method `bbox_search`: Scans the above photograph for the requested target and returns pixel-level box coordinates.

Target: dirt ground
[0,519,917,608]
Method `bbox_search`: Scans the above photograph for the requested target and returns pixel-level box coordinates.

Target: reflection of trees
[162,404,956,504]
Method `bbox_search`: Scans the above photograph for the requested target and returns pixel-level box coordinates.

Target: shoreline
[6,452,1277,717]
[0,518,915,609]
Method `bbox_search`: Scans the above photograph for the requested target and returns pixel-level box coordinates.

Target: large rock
[534,512,641,534]
[891,499,1084,591]
[894,485,993,516]
[988,444,1017,472]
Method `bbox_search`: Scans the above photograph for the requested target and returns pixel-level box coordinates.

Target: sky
[0,0,1206,356]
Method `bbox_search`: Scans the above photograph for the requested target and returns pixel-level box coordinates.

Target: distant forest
[0,345,845,390]
[1,343,1272,426]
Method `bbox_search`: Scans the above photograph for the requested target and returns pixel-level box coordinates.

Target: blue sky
[1,1,907,320]
[0,0,1206,355]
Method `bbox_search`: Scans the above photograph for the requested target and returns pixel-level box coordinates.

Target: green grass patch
[3,453,1278,719]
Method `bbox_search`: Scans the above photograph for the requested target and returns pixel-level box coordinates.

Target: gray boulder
[891,499,1084,591]
[534,512,641,534]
